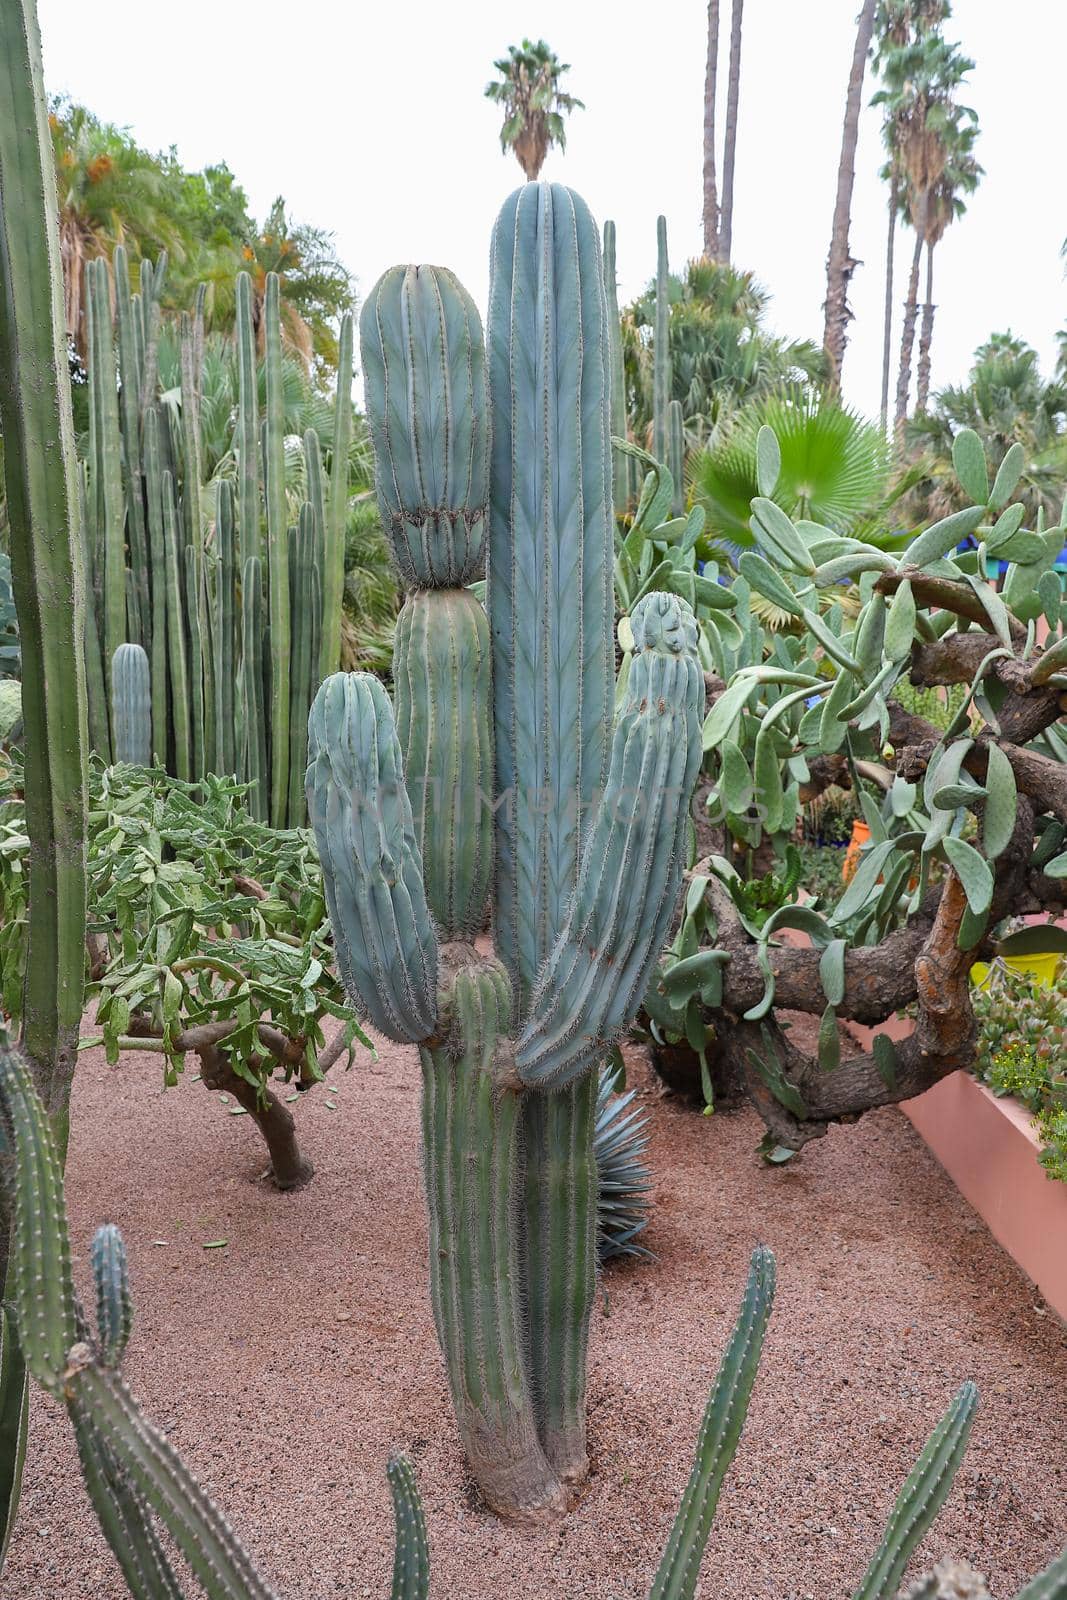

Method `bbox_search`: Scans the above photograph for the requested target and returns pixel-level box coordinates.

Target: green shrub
[972,963,1067,1182]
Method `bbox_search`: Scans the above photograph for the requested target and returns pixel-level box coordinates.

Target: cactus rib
[649,1246,776,1600]
[852,1381,980,1600]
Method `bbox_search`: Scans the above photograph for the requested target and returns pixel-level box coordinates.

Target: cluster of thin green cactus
[4,1042,1065,1600]
[81,247,352,826]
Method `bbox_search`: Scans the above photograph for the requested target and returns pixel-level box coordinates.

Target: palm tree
[484,39,584,181]
[239,199,353,383]
[703,1,721,257]
[49,101,186,353]
[822,0,879,392]
[718,0,744,263]
[621,258,825,446]
[876,30,975,435]
[871,1,952,427]
[915,126,982,410]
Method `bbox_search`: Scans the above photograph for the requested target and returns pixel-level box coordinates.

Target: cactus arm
[0,0,89,1153]
[602,219,629,513]
[264,271,291,827]
[111,644,153,767]
[113,245,148,647]
[143,409,170,766]
[139,254,166,413]
[668,399,685,516]
[213,479,237,777]
[516,593,703,1089]
[89,258,128,688]
[852,1382,979,1600]
[287,503,319,826]
[360,264,489,589]
[648,1246,776,1600]
[241,556,268,821]
[161,473,192,782]
[70,1403,186,1600]
[0,1317,28,1571]
[0,1043,279,1600]
[387,1454,430,1600]
[420,963,563,1515]
[652,216,670,468]
[321,310,353,680]
[90,1224,132,1369]
[235,271,260,571]
[184,543,205,779]
[78,466,112,765]
[306,673,438,1043]
[1013,1548,1067,1600]
[0,1047,77,1388]
[393,589,493,939]
[71,1365,280,1600]
[487,182,615,1005]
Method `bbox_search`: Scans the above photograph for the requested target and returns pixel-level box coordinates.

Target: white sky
[37,0,1067,421]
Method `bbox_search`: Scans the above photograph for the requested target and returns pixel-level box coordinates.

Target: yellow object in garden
[971,952,1063,989]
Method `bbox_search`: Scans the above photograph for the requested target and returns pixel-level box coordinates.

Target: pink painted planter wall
[902,1071,1067,1323]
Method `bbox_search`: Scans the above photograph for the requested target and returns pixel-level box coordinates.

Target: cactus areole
[307,187,702,1519]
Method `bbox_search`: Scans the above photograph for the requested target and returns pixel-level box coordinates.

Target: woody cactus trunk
[307,183,703,1518]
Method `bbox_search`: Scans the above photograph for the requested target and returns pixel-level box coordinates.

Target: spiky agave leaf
[594,1065,653,1262]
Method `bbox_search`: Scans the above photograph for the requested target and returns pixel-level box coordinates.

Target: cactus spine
[653,214,671,468]
[111,644,152,766]
[0,1,89,1553]
[602,219,630,514]
[309,186,702,1519]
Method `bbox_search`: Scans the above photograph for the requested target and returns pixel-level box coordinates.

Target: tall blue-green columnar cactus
[307,185,703,1520]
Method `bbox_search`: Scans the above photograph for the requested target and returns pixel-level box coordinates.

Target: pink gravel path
[3,1035,1065,1599]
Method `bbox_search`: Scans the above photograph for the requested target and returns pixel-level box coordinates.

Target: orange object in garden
[841,819,870,883]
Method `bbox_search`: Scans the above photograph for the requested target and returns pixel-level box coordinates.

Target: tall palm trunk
[894,203,926,440]
[879,176,898,430]
[916,238,936,413]
[702,0,720,257]
[822,0,878,392]
[718,0,744,263]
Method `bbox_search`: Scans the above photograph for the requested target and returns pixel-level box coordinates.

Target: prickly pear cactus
[307,186,704,1518]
